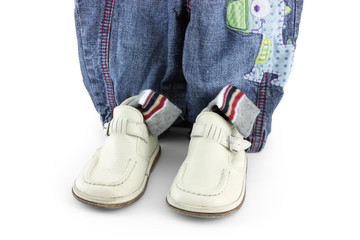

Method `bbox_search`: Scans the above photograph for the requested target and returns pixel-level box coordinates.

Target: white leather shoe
[72,96,161,208]
[166,110,251,218]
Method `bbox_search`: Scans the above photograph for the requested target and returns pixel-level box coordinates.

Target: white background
[0,1,359,239]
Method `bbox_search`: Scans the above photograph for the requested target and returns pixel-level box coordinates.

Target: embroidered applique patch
[255,38,270,64]
[251,0,271,18]
[226,0,296,87]
[226,0,249,33]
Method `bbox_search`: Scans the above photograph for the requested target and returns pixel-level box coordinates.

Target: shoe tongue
[112,105,144,123]
[196,111,232,131]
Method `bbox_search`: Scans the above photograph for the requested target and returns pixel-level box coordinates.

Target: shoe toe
[73,176,123,202]
[167,173,245,213]
[72,153,148,207]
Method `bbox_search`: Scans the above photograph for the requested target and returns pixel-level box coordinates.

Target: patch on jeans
[255,38,270,64]
[226,0,249,32]
[226,0,296,87]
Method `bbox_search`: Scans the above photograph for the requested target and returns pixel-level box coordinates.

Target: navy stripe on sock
[221,86,237,113]
[142,92,160,112]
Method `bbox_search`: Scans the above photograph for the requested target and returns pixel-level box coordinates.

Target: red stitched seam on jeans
[187,0,191,16]
[245,138,266,143]
[105,0,116,110]
[100,0,116,116]
[255,73,268,152]
[251,79,263,152]
[100,0,113,111]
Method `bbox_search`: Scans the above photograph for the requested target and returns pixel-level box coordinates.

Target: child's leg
[183,0,303,152]
[74,0,188,124]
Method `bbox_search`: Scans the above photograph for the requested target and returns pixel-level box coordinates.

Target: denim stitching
[250,75,263,152]
[255,73,268,152]
[75,4,100,110]
[105,0,116,109]
[187,0,191,16]
[169,10,184,101]
[250,73,268,152]
[100,0,117,116]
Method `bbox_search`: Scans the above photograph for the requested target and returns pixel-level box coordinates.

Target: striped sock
[207,84,260,138]
[129,90,182,137]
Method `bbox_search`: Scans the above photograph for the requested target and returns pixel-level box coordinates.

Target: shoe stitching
[176,169,231,197]
[84,160,138,187]
[179,163,187,183]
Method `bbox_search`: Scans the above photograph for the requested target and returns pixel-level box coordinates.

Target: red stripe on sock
[143,91,154,108]
[220,84,233,110]
[144,96,166,120]
[228,91,244,121]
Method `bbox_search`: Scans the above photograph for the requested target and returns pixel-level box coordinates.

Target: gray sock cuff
[207,84,260,138]
[129,90,182,137]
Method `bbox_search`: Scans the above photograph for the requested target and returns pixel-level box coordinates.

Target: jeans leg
[75,0,116,123]
[182,0,262,124]
[74,0,187,124]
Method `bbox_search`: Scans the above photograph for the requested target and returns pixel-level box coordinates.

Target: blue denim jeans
[74,0,303,152]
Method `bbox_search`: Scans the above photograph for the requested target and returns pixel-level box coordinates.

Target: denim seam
[293,0,298,40]
[75,5,100,110]
[187,0,191,16]
[100,0,117,117]
[255,73,268,152]
[250,73,268,152]
[250,77,262,151]
[169,4,187,102]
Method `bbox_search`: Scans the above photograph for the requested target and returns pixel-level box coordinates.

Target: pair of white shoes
[72,96,251,218]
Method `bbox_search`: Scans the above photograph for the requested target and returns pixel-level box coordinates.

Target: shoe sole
[72,146,161,209]
[166,190,246,219]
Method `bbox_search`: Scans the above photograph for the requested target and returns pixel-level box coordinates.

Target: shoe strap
[191,122,251,152]
[103,118,149,142]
